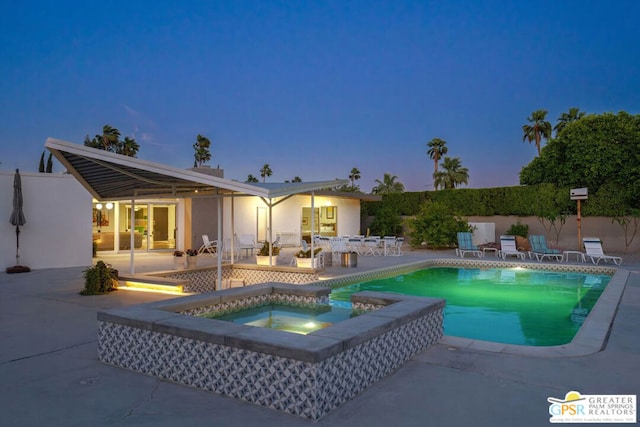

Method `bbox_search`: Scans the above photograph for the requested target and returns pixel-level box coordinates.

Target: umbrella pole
[15,225,20,265]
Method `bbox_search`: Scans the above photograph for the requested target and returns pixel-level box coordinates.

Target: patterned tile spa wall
[97,284,444,420]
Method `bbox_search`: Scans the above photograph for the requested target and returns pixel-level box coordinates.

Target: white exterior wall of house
[222,194,362,245]
[1,171,92,270]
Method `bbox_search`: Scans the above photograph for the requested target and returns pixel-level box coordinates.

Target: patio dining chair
[362,237,382,256]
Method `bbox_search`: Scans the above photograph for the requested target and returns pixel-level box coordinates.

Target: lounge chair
[582,237,622,265]
[499,235,526,260]
[456,232,482,258]
[528,235,562,262]
[198,234,218,257]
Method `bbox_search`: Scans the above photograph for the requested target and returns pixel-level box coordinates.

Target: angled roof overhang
[45,138,349,201]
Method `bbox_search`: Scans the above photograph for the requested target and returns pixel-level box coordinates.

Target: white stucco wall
[1,171,92,270]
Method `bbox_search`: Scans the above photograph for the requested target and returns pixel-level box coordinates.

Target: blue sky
[1,1,638,192]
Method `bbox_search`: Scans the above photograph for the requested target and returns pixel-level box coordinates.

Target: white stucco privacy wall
[1,171,92,270]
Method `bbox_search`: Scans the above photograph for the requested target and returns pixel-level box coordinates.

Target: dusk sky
[1,1,638,192]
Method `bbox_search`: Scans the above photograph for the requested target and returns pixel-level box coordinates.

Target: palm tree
[260,164,272,182]
[246,174,259,183]
[100,125,121,152]
[426,138,448,190]
[349,167,361,188]
[433,156,469,190]
[193,134,212,166]
[372,173,405,195]
[554,107,585,135]
[119,136,140,157]
[292,176,302,182]
[522,110,552,156]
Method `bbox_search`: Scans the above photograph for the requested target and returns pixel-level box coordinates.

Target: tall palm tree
[349,167,361,188]
[372,173,405,195]
[193,134,212,166]
[260,164,272,182]
[426,138,448,190]
[554,107,585,135]
[522,110,552,156]
[98,125,121,152]
[119,136,140,157]
[433,156,469,190]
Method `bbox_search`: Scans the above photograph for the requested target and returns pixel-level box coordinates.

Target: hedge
[362,184,637,218]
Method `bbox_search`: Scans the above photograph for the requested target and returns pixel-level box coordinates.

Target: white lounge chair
[198,234,218,257]
[582,237,622,265]
[499,235,526,260]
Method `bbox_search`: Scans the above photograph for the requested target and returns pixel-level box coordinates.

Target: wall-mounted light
[106,202,114,210]
[96,203,103,210]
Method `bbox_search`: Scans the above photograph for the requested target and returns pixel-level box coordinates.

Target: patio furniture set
[314,235,404,259]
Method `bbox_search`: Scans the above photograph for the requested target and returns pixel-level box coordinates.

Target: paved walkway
[1,249,638,426]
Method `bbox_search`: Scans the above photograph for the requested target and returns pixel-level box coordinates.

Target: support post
[217,195,223,290]
[130,197,136,275]
[577,199,582,251]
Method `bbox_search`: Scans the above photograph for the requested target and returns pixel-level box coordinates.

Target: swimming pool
[329,267,612,346]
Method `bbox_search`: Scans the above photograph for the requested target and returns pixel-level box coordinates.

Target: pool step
[117,274,188,294]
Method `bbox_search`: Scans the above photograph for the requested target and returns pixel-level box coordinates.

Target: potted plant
[256,241,280,266]
[185,249,198,268]
[173,250,184,269]
[295,247,323,268]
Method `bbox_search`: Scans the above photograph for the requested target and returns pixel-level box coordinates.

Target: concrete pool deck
[1,248,639,426]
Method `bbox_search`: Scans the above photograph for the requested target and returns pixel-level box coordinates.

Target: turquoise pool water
[202,304,355,335]
[329,267,611,346]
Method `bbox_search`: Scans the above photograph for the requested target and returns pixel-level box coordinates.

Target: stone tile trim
[316,258,616,289]
[147,264,319,293]
[97,285,444,420]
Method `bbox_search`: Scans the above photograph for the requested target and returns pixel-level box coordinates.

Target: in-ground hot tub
[97,283,444,420]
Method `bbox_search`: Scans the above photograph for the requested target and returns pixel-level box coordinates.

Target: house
[3,138,372,272]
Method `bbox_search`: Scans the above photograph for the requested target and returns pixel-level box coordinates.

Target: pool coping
[316,258,628,358]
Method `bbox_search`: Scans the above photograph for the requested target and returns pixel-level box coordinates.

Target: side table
[563,250,586,262]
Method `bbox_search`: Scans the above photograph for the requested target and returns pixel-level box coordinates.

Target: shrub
[408,201,471,248]
[80,261,117,295]
[505,221,529,238]
[296,248,323,258]
[257,241,281,256]
[369,204,403,236]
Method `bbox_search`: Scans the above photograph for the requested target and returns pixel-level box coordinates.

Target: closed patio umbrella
[7,169,30,273]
